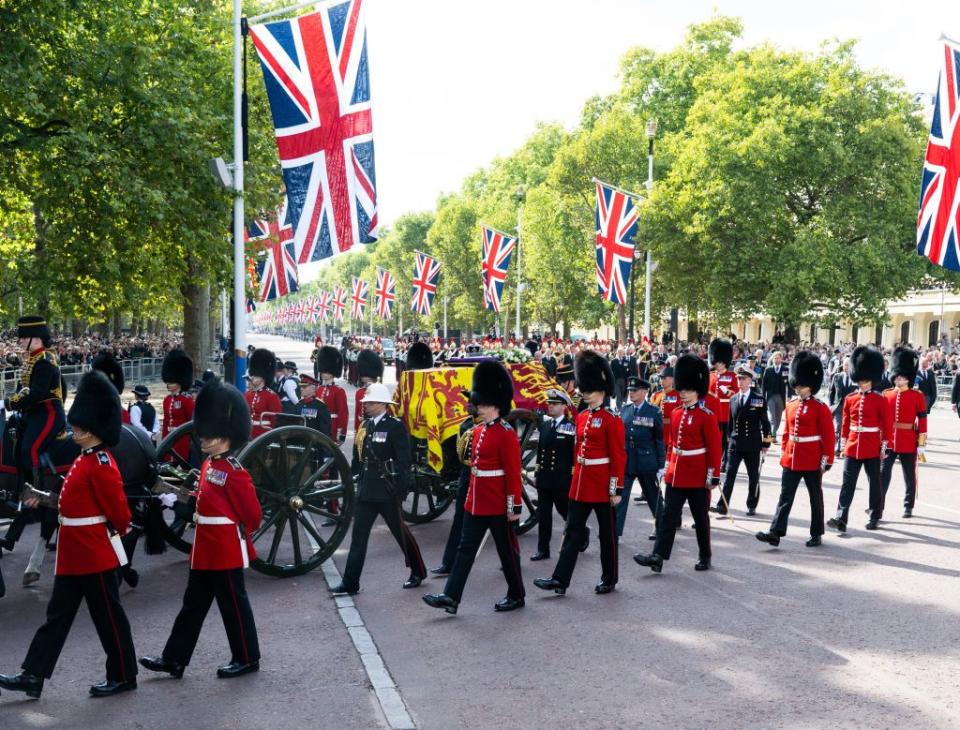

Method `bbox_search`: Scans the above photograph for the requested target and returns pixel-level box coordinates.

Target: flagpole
[232,0,247,390]
[591,177,645,203]
[643,121,657,342]
[515,188,524,342]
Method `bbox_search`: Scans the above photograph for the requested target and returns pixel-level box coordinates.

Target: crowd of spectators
[1,333,182,372]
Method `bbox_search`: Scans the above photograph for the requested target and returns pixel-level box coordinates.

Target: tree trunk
[31,200,50,318]
[617,304,626,344]
[112,310,122,337]
[181,260,210,375]
[562,320,571,340]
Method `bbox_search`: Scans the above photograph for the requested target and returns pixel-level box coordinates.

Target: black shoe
[633,495,644,503]
[594,582,615,594]
[648,532,657,540]
[494,596,524,612]
[903,508,913,518]
[746,509,757,516]
[329,583,358,596]
[530,550,550,561]
[533,577,566,595]
[45,541,56,552]
[90,679,137,697]
[0,671,43,698]
[0,536,15,551]
[123,568,140,589]
[806,536,822,547]
[694,559,711,571]
[430,564,451,576]
[709,504,721,513]
[138,656,185,678]
[633,553,663,573]
[422,593,458,614]
[216,661,259,679]
[755,531,780,547]
[865,520,879,531]
[579,526,591,553]
[403,575,423,589]
[827,518,847,533]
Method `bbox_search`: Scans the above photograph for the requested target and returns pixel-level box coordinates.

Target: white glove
[917,446,926,457]
[158,493,177,508]
[657,468,665,482]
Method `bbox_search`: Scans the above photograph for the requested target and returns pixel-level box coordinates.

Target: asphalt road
[2,333,960,729]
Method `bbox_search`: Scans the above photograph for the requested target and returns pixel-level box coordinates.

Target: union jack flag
[318,290,332,321]
[918,38,960,272]
[375,268,395,319]
[480,225,516,312]
[350,277,368,319]
[250,1,378,266]
[594,180,639,304]
[410,251,440,316]
[255,228,300,302]
[332,285,347,321]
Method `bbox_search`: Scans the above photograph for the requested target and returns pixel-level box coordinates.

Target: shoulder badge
[698,404,714,416]
[97,451,111,466]
[499,420,514,431]
[227,456,243,470]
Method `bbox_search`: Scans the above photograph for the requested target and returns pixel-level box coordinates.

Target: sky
[301,0,958,279]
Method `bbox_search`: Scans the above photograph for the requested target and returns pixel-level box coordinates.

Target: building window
[874,324,883,346]
[900,321,910,345]
[828,326,836,345]
[929,320,939,346]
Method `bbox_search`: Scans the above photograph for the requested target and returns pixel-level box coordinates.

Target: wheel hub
[289,495,304,510]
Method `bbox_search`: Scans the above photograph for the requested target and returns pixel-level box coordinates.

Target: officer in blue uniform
[617,377,665,539]
[531,388,576,561]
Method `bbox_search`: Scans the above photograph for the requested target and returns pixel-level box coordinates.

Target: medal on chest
[206,467,228,486]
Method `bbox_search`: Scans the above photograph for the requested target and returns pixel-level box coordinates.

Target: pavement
[1,332,959,729]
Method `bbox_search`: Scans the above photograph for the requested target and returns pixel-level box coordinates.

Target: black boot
[89,679,137,697]
[216,661,259,679]
[633,553,663,573]
[694,558,711,571]
[532,577,566,595]
[755,531,780,547]
[422,593,458,614]
[530,550,550,561]
[0,671,44,698]
[139,656,185,678]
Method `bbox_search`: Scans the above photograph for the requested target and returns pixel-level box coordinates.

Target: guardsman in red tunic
[141,380,262,679]
[245,348,282,438]
[161,350,195,463]
[0,371,137,699]
[829,346,893,533]
[315,345,349,444]
[92,352,131,425]
[708,338,737,469]
[533,350,625,595]
[881,348,927,519]
[756,352,835,548]
[424,361,524,614]
[354,349,384,432]
[635,354,721,573]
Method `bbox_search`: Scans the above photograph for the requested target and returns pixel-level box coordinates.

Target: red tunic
[354,385,367,432]
[465,419,522,516]
[162,392,194,462]
[569,407,626,503]
[121,410,131,425]
[245,387,282,438]
[709,369,738,423]
[780,396,835,471]
[882,387,927,454]
[55,448,131,576]
[191,454,263,570]
[318,382,349,442]
[841,390,892,460]
[659,389,681,454]
[664,403,722,488]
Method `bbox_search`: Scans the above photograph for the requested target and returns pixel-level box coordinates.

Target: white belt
[790,435,821,443]
[673,448,707,456]
[195,515,236,525]
[577,457,610,465]
[59,515,106,526]
[719,398,731,403]
[471,468,505,477]
[853,426,879,433]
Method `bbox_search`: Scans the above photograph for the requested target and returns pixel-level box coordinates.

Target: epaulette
[96,451,111,466]
[227,456,243,470]
[605,407,618,416]
[698,404,714,416]
[499,420,514,431]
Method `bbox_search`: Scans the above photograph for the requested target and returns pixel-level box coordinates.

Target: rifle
[154,462,202,504]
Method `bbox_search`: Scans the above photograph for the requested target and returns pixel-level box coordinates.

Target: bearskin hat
[17,315,50,343]
[248,348,277,381]
[316,345,343,378]
[357,349,384,380]
[789,351,824,393]
[469,360,514,416]
[68,370,122,447]
[92,352,124,394]
[406,341,434,370]
[674,354,710,398]
[889,347,919,384]
[850,345,885,384]
[525,340,539,357]
[161,349,193,391]
[575,349,615,397]
[194,379,251,448]
[708,338,734,368]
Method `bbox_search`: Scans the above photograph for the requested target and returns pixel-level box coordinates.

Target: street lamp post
[515,185,525,342]
[443,296,449,340]
[643,119,657,343]
[231,0,247,389]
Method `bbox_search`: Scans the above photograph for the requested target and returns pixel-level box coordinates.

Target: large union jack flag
[595,181,639,304]
[331,286,347,321]
[918,38,960,272]
[375,268,395,319]
[254,213,300,302]
[480,225,516,312]
[250,0,378,266]
[410,251,440,316]
[350,277,368,319]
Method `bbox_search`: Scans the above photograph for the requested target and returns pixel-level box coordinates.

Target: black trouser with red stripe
[836,456,883,523]
[444,512,524,602]
[880,451,918,510]
[163,568,259,667]
[23,568,136,682]
[553,500,618,588]
[342,499,427,590]
[653,485,711,562]
[770,468,824,537]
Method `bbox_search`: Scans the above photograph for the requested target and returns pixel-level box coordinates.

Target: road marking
[321,559,416,730]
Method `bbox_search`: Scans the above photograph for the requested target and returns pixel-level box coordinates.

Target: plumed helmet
[68,370,122,447]
[708,338,734,368]
[16,315,50,342]
[469,360,514,416]
[406,341,434,370]
[889,347,919,384]
[316,345,343,378]
[850,345,885,384]
[92,352,124,394]
[555,362,575,383]
[789,351,824,392]
[194,380,251,448]
[357,349,384,380]
[161,350,194,391]
[248,348,277,381]
[575,349,615,397]
[674,354,710,398]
